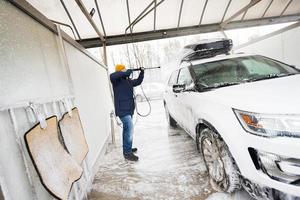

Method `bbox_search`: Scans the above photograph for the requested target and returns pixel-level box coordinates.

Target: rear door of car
[164,70,179,120]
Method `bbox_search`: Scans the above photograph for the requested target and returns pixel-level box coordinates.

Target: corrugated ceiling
[25,0,300,44]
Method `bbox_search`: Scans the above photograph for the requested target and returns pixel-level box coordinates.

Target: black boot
[124,153,139,161]
[132,148,138,153]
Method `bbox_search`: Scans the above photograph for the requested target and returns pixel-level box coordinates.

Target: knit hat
[115,64,125,72]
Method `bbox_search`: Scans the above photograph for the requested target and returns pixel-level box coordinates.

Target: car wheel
[199,127,241,193]
[164,104,177,128]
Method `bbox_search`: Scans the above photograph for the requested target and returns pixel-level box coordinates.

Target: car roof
[186,53,256,67]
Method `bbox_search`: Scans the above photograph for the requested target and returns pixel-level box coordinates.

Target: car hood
[200,74,300,114]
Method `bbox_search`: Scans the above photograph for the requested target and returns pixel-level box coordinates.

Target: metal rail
[79,14,300,48]
[281,0,293,16]
[199,0,208,25]
[126,0,133,33]
[60,0,81,40]
[125,0,156,33]
[75,0,105,42]
[221,0,232,23]
[127,0,165,33]
[221,0,261,28]
[94,0,107,37]
[177,0,185,28]
[154,0,157,31]
[51,20,77,39]
[261,0,274,18]
[74,0,107,65]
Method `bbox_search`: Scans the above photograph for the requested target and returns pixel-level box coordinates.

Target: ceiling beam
[221,0,232,23]
[154,0,157,31]
[221,0,261,28]
[75,0,105,42]
[199,0,208,25]
[126,0,165,33]
[281,0,293,16]
[78,14,300,48]
[177,0,185,28]
[94,0,107,37]
[126,0,133,33]
[262,0,274,18]
[125,0,156,33]
[60,0,81,40]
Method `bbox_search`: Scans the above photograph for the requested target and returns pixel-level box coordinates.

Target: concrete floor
[88,100,254,200]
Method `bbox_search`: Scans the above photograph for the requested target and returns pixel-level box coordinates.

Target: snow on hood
[200,74,300,114]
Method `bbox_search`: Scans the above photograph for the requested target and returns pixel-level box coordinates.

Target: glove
[125,69,133,76]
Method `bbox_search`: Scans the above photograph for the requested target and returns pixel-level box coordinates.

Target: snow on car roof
[188,53,255,66]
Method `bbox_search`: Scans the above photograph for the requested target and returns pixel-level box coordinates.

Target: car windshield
[192,55,299,90]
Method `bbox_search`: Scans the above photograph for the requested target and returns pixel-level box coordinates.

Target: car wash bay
[88,100,254,200]
[1,0,300,200]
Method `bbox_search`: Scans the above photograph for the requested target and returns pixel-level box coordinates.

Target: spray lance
[131,66,161,71]
[131,66,161,118]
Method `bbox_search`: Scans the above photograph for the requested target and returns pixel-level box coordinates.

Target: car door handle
[174,94,178,97]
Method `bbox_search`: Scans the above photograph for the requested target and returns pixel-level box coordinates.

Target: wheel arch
[195,119,226,152]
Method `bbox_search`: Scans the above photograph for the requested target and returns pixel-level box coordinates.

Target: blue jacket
[110,69,144,117]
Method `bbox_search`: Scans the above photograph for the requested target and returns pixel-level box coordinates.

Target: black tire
[164,104,177,128]
[198,127,241,193]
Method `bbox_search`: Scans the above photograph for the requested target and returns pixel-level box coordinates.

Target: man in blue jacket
[110,64,144,161]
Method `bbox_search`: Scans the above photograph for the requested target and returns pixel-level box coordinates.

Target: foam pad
[59,108,89,164]
[25,116,83,200]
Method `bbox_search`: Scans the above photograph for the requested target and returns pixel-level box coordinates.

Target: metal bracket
[60,99,73,117]
[28,103,47,129]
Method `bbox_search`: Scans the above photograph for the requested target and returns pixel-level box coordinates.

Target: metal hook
[28,103,47,129]
[60,98,72,117]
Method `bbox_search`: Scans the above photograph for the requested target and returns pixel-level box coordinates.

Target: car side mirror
[173,84,185,93]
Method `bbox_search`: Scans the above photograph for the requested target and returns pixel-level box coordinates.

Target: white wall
[0,1,113,199]
[237,26,300,68]
[64,42,114,170]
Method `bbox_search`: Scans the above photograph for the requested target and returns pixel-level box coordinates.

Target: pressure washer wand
[132,66,161,71]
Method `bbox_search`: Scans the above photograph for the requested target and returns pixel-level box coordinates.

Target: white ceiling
[26,0,300,40]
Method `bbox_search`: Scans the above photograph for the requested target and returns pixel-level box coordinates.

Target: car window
[177,67,193,86]
[242,58,280,75]
[192,55,299,89]
[168,70,179,86]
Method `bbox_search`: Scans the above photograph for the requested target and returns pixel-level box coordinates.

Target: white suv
[163,39,300,200]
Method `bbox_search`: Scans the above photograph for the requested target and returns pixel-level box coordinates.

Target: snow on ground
[89,100,254,200]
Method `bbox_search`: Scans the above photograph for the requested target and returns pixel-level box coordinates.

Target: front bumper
[215,113,300,197]
[241,178,300,200]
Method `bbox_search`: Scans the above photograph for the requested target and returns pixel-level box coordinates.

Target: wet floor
[88,100,254,200]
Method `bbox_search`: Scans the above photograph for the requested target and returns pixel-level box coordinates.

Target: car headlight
[233,109,300,138]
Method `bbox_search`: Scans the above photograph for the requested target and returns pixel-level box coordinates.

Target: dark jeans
[119,115,133,155]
